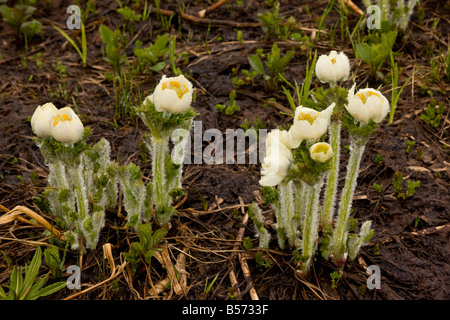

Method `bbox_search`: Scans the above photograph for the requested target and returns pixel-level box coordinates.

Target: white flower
[30,102,58,138]
[346,84,389,123]
[315,51,350,84]
[266,128,293,150]
[259,129,293,187]
[309,142,334,162]
[288,103,335,148]
[152,75,193,113]
[50,107,84,143]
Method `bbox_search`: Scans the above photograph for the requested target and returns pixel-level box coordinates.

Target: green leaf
[149,61,166,71]
[20,18,41,37]
[44,247,62,278]
[19,246,42,299]
[28,281,66,300]
[248,54,265,76]
[99,24,112,44]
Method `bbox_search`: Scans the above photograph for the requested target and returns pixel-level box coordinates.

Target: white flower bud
[30,102,58,138]
[346,84,389,124]
[152,75,193,113]
[309,142,334,162]
[259,129,293,187]
[289,103,335,148]
[315,51,350,84]
[50,107,84,143]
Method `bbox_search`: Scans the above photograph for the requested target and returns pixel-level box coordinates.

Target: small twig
[197,0,230,18]
[152,8,261,28]
[339,0,364,16]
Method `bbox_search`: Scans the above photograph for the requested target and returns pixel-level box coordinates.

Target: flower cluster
[252,50,390,275]
[31,103,84,144]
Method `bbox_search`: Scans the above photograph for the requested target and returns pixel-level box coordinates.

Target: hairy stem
[322,121,341,228]
[331,137,366,262]
[301,177,325,275]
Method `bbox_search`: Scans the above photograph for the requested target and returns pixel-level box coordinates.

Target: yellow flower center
[356,90,380,104]
[298,111,318,125]
[53,113,72,127]
[162,80,189,99]
[331,58,336,64]
[312,143,329,154]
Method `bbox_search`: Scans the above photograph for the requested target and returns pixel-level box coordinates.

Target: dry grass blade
[0,205,66,241]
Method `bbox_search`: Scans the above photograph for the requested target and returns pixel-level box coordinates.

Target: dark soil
[0,0,449,301]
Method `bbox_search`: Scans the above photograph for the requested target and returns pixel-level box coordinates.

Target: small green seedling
[0,3,42,51]
[330,270,342,289]
[405,180,420,198]
[133,34,169,73]
[243,236,254,250]
[99,24,126,75]
[255,251,272,271]
[372,183,383,193]
[356,30,397,79]
[117,6,141,34]
[215,90,241,115]
[374,154,383,164]
[248,42,295,91]
[123,222,168,274]
[420,99,445,128]
[405,139,416,154]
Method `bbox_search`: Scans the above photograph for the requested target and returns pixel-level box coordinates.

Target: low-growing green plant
[232,69,259,88]
[248,43,295,91]
[44,246,66,279]
[372,183,383,193]
[0,247,66,300]
[356,29,397,79]
[255,251,272,271]
[420,99,445,128]
[47,61,69,101]
[374,154,383,164]
[133,33,169,73]
[99,24,126,75]
[405,139,415,154]
[215,90,241,115]
[392,171,403,194]
[117,5,141,34]
[392,171,420,199]
[0,2,42,51]
[123,222,168,274]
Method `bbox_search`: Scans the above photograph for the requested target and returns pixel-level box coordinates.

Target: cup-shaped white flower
[30,102,58,138]
[152,75,193,113]
[289,103,335,148]
[260,129,293,187]
[346,84,389,124]
[315,51,350,84]
[309,142,334,162]
[266,128,293,150]
[50,107,84,143]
